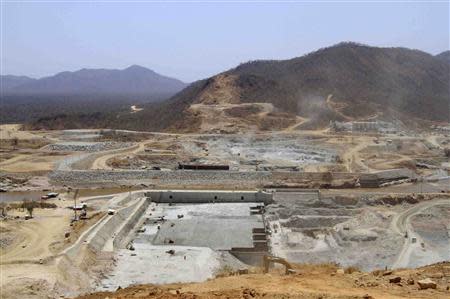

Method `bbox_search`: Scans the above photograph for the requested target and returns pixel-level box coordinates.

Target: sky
[1,1,449,82]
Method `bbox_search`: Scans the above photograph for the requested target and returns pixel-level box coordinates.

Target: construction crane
[263,255,296,275]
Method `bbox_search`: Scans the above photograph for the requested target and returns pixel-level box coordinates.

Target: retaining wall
[113,196,150,248]
[86,196,150,252]
[55,191,150,295]
[145,190,273,204]
[229,249,266,266]
[50,170,358,187]
[63,191,148,261]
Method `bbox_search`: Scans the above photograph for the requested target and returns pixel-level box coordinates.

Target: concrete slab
[152,217,261,250]
[140,203,264,250]
[98,244,221,290]
[98,202,263,291]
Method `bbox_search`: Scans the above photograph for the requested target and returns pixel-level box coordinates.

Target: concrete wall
[271,172,357,181]
[113,197,150,248]
[61,191,149,258]
[145,190,273,204]
[86,196,150,252]
[229,250,266,266]
[55,191,150,295]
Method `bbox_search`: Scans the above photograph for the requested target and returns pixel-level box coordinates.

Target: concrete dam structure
[93,189,272,290]
[145,189,274,204]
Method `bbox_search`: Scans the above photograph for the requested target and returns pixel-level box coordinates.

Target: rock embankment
[46,142,134,152]
[49,169,359,189]
[49,170,271,187]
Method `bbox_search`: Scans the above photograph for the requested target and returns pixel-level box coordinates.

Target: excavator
[263,255,296,275]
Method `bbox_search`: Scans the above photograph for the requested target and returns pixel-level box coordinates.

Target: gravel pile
[55,154,90,171]
[0,231,15,249]
[46,142,134,152]
[50,170,272,185]
[0,176,28,191]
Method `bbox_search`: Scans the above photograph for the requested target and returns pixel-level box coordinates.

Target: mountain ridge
[125,42,448,132]
[1,65,187,96]
[12,42,450,131]
[1,75,36,91]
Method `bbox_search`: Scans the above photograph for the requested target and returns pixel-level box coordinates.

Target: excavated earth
[77,262,450,299]
[266,192,450,271]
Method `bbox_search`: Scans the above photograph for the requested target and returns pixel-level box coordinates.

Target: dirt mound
[76,262,450,299]
[2,278,57,299]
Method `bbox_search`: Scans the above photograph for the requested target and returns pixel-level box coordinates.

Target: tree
[12,137,19,149]
[322,172,333,183]
[26,204,34,218]
[0,203,7,217]
[22,200,34,218]
[444,148,450,158]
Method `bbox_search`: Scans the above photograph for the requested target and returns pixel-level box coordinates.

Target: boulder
[389,276,401,283]
[417,278,437,290]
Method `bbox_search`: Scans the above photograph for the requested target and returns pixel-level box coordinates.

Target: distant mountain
[1,75,36,91]
[2,65,187,96]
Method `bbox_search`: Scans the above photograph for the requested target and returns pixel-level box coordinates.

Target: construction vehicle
[263,255,295,275]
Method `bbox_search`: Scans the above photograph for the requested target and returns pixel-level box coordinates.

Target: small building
[178,163,229,170]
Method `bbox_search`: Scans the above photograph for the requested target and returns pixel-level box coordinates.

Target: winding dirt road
[90,142,147,170]
[391,198,450,269]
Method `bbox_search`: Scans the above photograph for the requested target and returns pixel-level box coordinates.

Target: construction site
[1,124,450,299]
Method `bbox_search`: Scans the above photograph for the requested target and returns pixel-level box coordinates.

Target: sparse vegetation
[344,266,360,274]
[3,43,448,132]
[444,148,450,158]
[0,138,50,150]
[2,200,58,211]
[215,265,235,277]
[23,200,34,218]
[97,130,151,142]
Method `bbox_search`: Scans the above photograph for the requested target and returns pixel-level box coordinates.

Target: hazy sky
[2,1,449,82]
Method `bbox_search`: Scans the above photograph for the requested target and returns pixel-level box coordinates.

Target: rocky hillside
[30,43,450,132]
[436,50,450,63]
[109,43,449,132]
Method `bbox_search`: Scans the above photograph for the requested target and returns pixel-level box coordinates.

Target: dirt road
[0,207,72,264]
[90,143,142,170]
[391,199,450,269]
[341,136,372,172]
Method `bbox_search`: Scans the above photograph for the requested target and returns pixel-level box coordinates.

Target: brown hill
[31,43,450,132]
[116,42,449,132]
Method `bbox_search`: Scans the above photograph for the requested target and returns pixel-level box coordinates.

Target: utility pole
[419,176,423,194]
[73,189,79,221]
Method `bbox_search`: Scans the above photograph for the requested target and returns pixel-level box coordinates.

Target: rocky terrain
[46,141,134,152]
[267,193,450,271]
[76,262,450,299]
[24,42,450,132]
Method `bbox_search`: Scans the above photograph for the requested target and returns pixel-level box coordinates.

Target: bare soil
[76,262,450,299]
